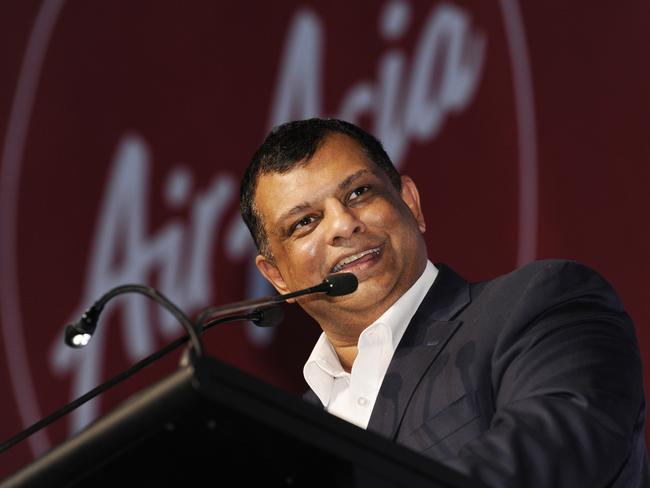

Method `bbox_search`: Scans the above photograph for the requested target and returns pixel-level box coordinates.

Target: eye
[290,215,318,234]
[348,185,369,201]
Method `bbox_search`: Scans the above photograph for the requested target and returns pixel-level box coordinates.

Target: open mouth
[331,246,382,273]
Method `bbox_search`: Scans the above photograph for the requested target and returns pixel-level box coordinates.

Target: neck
[319,304,390,372]
[309,257,429,369]
[326,332,359,372]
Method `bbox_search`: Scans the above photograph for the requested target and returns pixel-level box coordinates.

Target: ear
[255,255,296,303]
[400,175,426,233]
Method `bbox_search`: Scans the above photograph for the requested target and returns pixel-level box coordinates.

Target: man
[239,118,650,487]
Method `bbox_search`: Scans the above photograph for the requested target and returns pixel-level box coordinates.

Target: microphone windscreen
[323,273,358,297]
[251,305,285,327]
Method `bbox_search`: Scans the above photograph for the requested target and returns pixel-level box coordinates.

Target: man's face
[254,133,428,324]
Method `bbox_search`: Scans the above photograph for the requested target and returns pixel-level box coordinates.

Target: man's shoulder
[435,258,620,311]
[484,258,610,288]
[471,258,626,314]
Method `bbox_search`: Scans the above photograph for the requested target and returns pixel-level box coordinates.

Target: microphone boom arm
[198,273,357,324]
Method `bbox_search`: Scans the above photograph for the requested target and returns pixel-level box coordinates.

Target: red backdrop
[1,0,648,478]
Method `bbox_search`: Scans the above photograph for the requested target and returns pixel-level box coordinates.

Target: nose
[325,199,366,246]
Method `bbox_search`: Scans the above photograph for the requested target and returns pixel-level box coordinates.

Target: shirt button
[357,397,369,406]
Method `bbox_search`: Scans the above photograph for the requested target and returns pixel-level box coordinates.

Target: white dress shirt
[303,260,438,429]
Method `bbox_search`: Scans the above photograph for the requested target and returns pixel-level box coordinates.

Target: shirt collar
[303,260,438,405]
[368,259,438,351]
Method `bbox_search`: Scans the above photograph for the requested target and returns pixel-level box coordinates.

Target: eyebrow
[338,169,370,191]
[275,169,372,227]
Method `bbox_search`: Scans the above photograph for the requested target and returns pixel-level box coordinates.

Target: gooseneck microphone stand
[0,310,275,455]
[63,284,203,356]
[0,273,357,455]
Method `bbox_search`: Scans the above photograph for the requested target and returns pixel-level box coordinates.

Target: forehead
[254,134,379,221]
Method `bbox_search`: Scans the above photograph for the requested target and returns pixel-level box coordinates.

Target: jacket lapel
[366,263,471,439]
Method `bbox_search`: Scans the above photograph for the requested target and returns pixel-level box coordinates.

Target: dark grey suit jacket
[304,259,650,487]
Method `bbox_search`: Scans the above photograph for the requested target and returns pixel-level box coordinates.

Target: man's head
[240,118,428,329]
[241,118,402,258]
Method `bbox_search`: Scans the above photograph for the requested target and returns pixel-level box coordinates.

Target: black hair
[240,118,401,258]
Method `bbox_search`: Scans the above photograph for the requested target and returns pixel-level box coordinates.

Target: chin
[339,281,395,309]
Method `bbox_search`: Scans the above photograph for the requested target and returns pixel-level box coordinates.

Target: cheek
[363,200,404,229]
[364,201,419,254]
[288,237,326,275]
[302,240,318,258]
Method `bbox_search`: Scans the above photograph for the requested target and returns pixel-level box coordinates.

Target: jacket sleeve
[445,261,649,488]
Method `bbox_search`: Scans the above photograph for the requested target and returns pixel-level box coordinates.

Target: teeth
[332,247,381,273]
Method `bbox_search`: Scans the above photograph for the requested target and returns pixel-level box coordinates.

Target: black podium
[1,354,481,487]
